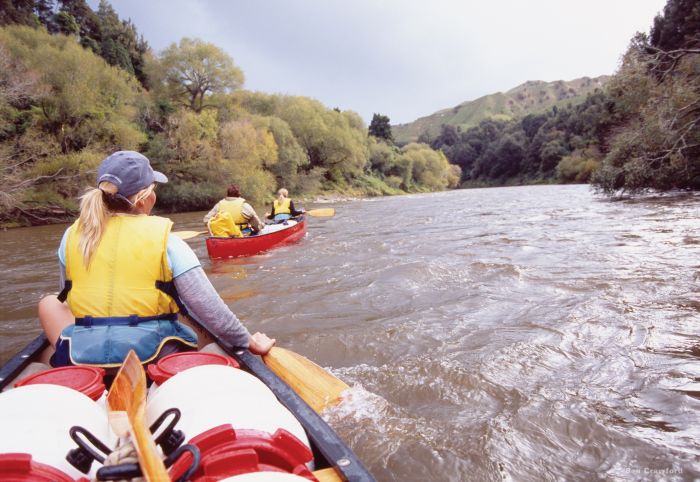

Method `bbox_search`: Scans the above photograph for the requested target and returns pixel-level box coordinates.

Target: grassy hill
[393,76,610,145]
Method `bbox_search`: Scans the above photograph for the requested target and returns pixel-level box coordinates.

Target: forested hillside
[0,0,458,226]
[392,76,610,145]
[421,0,699,194]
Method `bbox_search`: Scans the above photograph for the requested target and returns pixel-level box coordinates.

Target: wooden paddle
[180,314,348,415]
[262,347,349,414]
[305,207,335,217]
[106,350,169,481]
[172,230,207,240]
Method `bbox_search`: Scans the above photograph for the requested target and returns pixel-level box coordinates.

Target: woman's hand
[248,332,276,355]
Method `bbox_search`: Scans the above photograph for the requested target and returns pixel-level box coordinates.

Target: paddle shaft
[106,350,169,481]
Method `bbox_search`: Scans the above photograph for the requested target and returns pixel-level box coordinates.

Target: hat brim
[153,171,168,184]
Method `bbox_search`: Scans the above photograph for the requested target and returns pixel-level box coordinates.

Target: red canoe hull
[205,216,307,259]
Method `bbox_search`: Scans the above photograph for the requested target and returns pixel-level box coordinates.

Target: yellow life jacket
[273,198,292,215]
[208,211,243,238]
[64,215,178,318]
[57,215,197,368]
[218,198,248,225]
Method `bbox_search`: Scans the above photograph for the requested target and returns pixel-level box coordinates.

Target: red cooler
[147,351,240,384]
[14,366,105,401]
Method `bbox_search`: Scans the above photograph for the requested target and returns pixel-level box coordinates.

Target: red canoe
[205,216,306,259]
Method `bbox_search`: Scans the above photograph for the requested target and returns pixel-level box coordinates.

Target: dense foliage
[591,0,700,194]
[0,1,454,226]
[1,0,150,85]
[368,113,393,143]
[429,92,615,186]
[0,26,144,225]
[424,0,700,195]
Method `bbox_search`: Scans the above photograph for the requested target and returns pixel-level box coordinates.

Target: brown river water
[1,184,699,481]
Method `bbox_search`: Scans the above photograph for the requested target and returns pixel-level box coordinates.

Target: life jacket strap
[155,280,190,317]
[75,313,178,327]
[57,280,72,302]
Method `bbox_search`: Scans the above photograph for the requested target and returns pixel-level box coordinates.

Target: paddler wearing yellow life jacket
[38,151,275,369]
[204,184,265,237]
[266,188,305,223]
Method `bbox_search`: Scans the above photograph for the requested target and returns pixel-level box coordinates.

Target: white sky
[98,0,668,125]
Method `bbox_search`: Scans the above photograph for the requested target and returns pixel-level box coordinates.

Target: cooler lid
[14,366,105,401]
[147,351,239,384]
[0,453,76,482]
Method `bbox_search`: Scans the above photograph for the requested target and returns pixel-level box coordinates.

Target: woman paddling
[38,151,275,369]
[267,188,304,223]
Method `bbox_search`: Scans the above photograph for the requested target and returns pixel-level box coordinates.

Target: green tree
[368,113,393,142]
[650,0,700,51]
[157,37,244,112]
[0,25,145,224]
[0,0,37,27]
[58,0,102,52]
[53,11,79,36]
[593,27,700,194]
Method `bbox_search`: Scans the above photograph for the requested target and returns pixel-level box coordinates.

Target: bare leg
[38,295,74,347]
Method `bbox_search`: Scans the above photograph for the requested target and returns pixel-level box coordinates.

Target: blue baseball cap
[96,151,167,197]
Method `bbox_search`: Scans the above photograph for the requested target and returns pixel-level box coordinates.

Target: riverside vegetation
[398,0,700,195]
[1,0,698,227]
[0,0,459,227]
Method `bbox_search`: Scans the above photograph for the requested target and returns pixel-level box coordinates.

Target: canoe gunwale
[0,334,48,391]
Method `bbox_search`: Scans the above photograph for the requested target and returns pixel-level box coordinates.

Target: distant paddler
[204,184,265,237]
[266,188,305,223]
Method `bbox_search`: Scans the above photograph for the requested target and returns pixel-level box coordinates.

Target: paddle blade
[306,208,335,217]
[262,347,349,414]
[172,230,207,240]
[107,351,169,482]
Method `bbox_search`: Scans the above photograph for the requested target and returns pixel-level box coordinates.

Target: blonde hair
[77,182,155,266]
[277,188,288,199]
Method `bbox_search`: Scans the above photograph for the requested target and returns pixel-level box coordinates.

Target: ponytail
[77,182,155,267]
[77,183,114,267]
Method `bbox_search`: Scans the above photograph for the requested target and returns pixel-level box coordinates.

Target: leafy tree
[593,16,700,195]
[0,0,37,27]
[33,0,56,29]
[58,0,102,52]
[0,25,145,224]
[157,37,244,112]
[274,96,368,183]
[368,113,393,142]
[265,116,309,192]
[53,10,78,35]
[650,0,700,51]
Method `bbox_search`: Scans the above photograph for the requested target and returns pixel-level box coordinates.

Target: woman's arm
[167,234,275,354]
[174,269,276,354]
[174,268,251,348]
[289,200,304,216]
[202,202,220,224]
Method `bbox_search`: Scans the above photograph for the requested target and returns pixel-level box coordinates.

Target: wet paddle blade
[107,350,169,481]
[306,208,335,217]
[172,230,207,240]
[262,347,349,414]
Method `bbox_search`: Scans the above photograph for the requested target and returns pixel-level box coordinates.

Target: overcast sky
[97,0,668,125]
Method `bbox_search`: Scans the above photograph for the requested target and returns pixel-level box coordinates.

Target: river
[1,184,699,481]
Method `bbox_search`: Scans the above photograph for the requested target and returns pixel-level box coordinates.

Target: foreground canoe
[0,329,374,481]
[206,216,307,259]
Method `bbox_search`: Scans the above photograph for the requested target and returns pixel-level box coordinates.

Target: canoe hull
[205,216,306,259]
